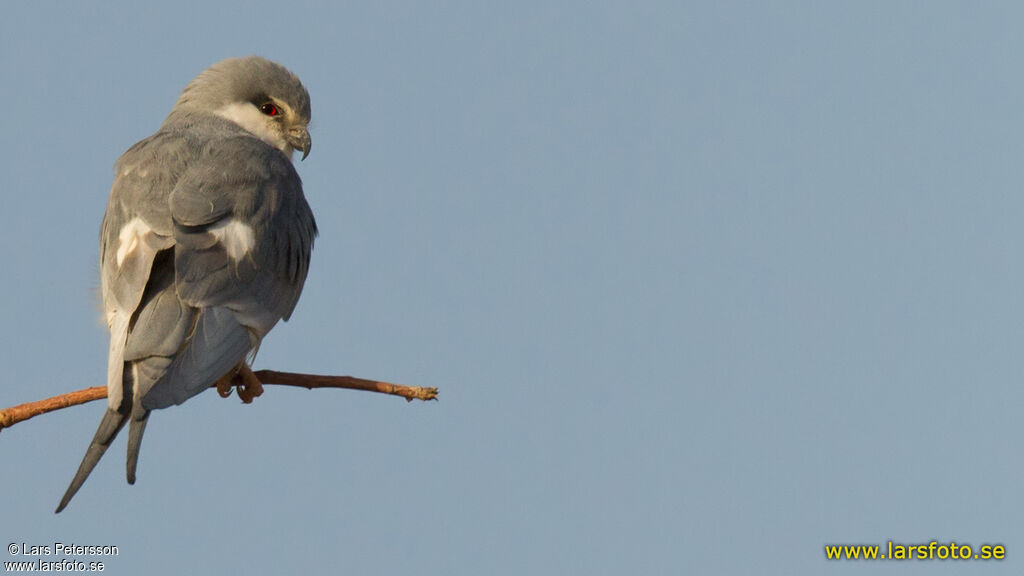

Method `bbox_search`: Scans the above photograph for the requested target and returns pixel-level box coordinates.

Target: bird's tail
[126,408,149,485]
[55,408,128,513]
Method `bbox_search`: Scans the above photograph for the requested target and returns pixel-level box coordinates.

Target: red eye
[259,103,280,117]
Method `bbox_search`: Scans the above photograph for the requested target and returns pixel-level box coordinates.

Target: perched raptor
[56,56,317,512]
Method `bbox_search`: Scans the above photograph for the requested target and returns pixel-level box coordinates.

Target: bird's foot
[235,364,264,403]
[215,364,264,403]
[216,371,235,398]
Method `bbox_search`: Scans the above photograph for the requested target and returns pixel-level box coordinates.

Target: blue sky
[1,2,1021,574]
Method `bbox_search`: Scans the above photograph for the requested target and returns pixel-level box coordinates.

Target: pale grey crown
[166,56,311,124]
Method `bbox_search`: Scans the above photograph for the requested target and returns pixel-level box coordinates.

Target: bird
[56,56,317,512]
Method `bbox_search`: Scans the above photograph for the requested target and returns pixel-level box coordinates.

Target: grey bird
[56,56,317,512]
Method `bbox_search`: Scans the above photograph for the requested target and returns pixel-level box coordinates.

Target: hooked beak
[287,127,312,160]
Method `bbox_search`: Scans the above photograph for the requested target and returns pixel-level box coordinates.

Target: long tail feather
[126,411,149,485]
[55,409,127,513]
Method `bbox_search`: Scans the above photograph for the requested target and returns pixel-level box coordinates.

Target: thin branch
[0,387,108,433]
[0,371,438,433]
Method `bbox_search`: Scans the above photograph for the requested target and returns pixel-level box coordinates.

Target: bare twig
[0,371,437,433]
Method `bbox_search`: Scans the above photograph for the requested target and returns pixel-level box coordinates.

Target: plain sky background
[1,2,1021,574]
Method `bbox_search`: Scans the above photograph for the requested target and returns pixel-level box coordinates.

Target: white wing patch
[208,218,256,261]
[116,218,152,267]
[106,311,131,408]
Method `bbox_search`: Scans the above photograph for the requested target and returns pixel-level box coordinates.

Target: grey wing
[99,204,174,410]
[141,138,316,410]
[57,159,175,512]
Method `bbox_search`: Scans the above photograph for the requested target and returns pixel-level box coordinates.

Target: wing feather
[141,307,255,409]
[169,136,316,330]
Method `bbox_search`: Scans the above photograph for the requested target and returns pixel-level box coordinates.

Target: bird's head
[169,56,312,160]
